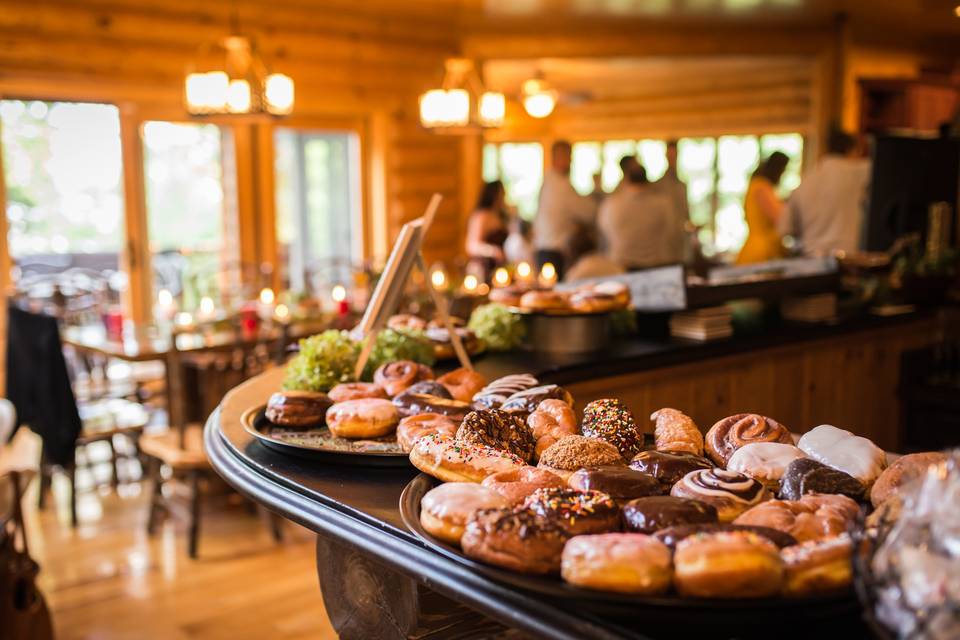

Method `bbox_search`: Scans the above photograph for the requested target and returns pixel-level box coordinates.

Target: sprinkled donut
[581,398,643,458]
[520,487,620,536]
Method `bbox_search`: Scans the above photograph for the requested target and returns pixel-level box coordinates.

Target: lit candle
[539,262,557,289]
[197,296,216,322]
[174,311,194,327]
[516,261,532,282]
[274,303,290,322]
[156,288,177,322]
[332,285,349,316]
[257,287,276,320]
[431,269,447,290]
[493,267,511,288]
[462,274,479,294]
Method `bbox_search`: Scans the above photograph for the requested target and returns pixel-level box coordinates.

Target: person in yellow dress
[736,151,790,264]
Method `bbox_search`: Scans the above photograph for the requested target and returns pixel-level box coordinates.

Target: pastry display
[487,284,528,307]
[460,508,570,575]
[409,434,525,482]
[456,409,537,462]
[508,280,631,315]
[589,281,631,307]
[437,368,488,403]
[425,326,483,360]
[797,424,886,487]
[499,384,573,415]
[526,400,578,459]
[373,360,435,397]
[264,390,333,429]
[327,382,387,404]
[567,466,663,501]
[392,392,472,421]
[537,435,624,481]
[650,408,704,456]
[582,398,643,458]
[704,413,792,467]
[869,451,947,508]
[628,451,712,490]
[670,468,771,522]
[726,442,807,490]
[568,290,621,314]
[778,457,865,501]
[518,290,570,312]
[521,487,620,536]
[325,398,399,438]
[472,374,540,409]
[561,533,672,595]
[396,413,459,453]
[481,466,566,504]
[673,531,784,598]
[621,496,718,534]
[734,493,859,543]
[386,314,427,332]
[653,523,798,550]
[780,534,853,597]
[419,482,509,545]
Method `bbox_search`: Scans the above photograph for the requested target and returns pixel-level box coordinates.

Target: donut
[499,385,574,416]
[519,290,571,312]
[488,285,527,307]
[373,360,434,397]
[653,522,798,551]
[481,466,566,504]
[778,458,864,502]
[726,442,807,491]
[427,316,466,329]
[426,327,481,361]
[386,314,427,332]
[579,399,642,459]
[461,508,569,575]
[537,435,624,481]
[797,424,887,488]
[527,399,578,460]
[265,390,332,429]
[590,281,631,307]
[437,368,488,403]
[869,451,946,507]
[325,398,399,439]
[561,533,671,595]
[520,487,620,536]
[328,382,387,404]
[403,380,453,399]
[673,531,784,598]
[409,434,525,483]
[456,409,536,462]
[705,413,793,467]
[472,374,539,409]
[392,393,472,420]
[781,534,853,597]
[621,496,718,534]
[568,291,621,314]
[628,450,712,490]
[650,408,704,456]
[733,493,859,543]
[670,468,771,522]
[567,466,663,501]
[419,482,509,546]
[396,413,459,453]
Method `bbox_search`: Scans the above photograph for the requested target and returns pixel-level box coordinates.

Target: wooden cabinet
[859,78,959,134]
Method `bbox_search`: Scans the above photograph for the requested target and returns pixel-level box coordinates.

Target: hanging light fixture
[184,7,294,117]
[522,77,558,119]
[419,58,504,132]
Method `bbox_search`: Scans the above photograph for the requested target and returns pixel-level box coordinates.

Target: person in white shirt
[598,164,677,269]
[654,140,690,263]
[533,140,599,278]
[782,130,871,256]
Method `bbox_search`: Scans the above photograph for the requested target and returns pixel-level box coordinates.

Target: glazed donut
[420,482,509,546]
[386,314,427,332]
[629,450,712,491]
[582,398,643,458]
[472,374,539,409]
[527,399,579,460]
[488,285,527,307]
[409,434,525,483]
[670,468,771,522]
[325,399,399,439]
[265,390,332,429]
[797,424,887,488]
[437,368,488,403]
[705,413,793,467]
[519,290,570,312]
[778,458,864,502]
[461,508,569,575]
[651,408,704,456]
[567,466,663,502]
[396,413,459,453]
[328,382,387,404]
[500,384,574,416]
[781,534,853,597]
[568,291,620,314]
[653,522,798,551]
[521,487,620,536]
[561,533,671,595]
[456,409,536,462]
[726,442,807,491]
[481,466,566,504]
[373,360,434,397]
[733,493,859,543]
[537,435,624,481]
[392,393,472,421]
[870,451,947,508]
[621,496,718,534]
[673,531,784,598]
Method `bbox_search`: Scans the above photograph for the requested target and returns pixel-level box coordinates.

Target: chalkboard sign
[708,256,837,284]
[565,264,686,312]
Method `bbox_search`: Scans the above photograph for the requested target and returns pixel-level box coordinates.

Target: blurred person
[736,151,790,265]
[533,140,599,279]
[655,139,691,262]
[598,164,676,269]
[614,155,640,194]
[781,130,870,256]
[465,180,509,280]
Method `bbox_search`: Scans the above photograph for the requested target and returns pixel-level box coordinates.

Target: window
[1,100,125,283]
[481,142,543,221]
[142,121,230,311]
[274,129,361,294]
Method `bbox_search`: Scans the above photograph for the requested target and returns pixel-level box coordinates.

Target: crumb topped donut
[537,435,624,481]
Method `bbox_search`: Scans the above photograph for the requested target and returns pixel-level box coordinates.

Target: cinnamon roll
[670,468,771,522]
[373,360,434,397]
[704,413,792,467]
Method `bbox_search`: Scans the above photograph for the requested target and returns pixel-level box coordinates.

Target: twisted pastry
[373,360,434,397]
[670,468,771,522]
[651,408,704,456]
[527,399,578,460]
[734,493,859,543]
[705,413,792,467]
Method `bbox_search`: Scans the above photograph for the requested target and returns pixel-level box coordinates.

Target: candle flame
[332,285,347,302]
[463,274,478,292]
[274,303,289,320]
[259,288,275,305]
[431,269,447,289]
[493,268,510,287]
[540,262,556,281]
[516,262,531,278]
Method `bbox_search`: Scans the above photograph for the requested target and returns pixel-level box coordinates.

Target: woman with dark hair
[465,180,510,279]
[736,151,790,264]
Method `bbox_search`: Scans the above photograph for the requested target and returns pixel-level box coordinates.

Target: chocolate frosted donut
[778,458,865,502]
[373,360,434,397]
[629,451,713,490]
[582,399,643,458]
[499,385,573,415]
[403,381,453,399]
[472,374,540,409]
[653,522,798,550]
[461,508,569,575]
[567,466,663,501]
[265,390,333,429]
[392,393,472,420]
[671,468,770,522]
[521,487,620,536]
[622,496,718,534]
[705,413,792,467]
[456,409,536,462]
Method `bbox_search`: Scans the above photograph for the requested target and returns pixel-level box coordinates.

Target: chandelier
[521,77,558,119]
[419,58,505,132]
[184,18,294,117]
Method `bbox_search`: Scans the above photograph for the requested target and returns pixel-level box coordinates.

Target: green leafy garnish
[283,330,360,392]
[468,303,525,352]
[364,329,436,379]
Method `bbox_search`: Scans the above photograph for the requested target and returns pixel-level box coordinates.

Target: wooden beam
[0,117,8,396]
[118,106,152,324]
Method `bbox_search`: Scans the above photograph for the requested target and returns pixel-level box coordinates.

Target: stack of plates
[669,306,733,341]
[781,293,837,323]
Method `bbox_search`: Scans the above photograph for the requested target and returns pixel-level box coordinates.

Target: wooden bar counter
[205,311,942,639]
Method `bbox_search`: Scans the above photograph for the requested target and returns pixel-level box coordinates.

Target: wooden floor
[24,472,338,640]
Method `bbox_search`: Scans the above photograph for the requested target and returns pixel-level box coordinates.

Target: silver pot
[524,312,611,354]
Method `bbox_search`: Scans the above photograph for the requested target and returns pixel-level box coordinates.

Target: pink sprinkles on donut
[521,488,616,526]
[581,398,641,457]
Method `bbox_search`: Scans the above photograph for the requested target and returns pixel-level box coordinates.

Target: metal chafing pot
[521,311,612,354]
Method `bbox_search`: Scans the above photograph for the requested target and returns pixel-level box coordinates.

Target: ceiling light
[419,58,504,132]
[522,78,557,119]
